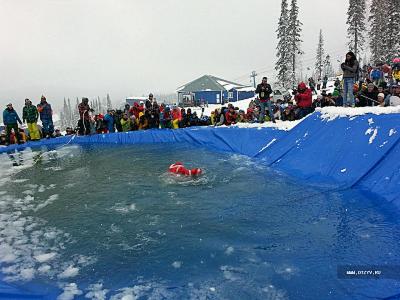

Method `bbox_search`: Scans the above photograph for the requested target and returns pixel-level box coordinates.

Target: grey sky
[0,0,349,112]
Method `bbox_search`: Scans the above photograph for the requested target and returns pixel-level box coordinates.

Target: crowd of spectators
[2,55,400,146]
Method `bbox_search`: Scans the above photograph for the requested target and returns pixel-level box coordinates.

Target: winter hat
[332,90,340,97]
[298,82,307,90]
[378,93,385,98]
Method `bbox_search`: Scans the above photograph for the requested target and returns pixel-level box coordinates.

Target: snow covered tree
[315,29,325,80]
[324,54,334,77]
[275,0,290,88]
[385,0,400,61]
[106,93,112,110]
[347,0,366,58]
[287,0,303,88]
[369,0,387,63]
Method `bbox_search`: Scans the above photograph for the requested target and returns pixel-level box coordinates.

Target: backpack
[371,69,381,80]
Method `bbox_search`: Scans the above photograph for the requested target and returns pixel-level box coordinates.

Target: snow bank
[318,106,400,121]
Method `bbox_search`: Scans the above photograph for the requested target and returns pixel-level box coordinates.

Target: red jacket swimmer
[169,162,202,176]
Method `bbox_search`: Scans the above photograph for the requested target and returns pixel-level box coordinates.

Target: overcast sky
[0,0,349,112]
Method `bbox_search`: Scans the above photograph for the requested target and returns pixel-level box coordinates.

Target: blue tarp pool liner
[1,112,400,299]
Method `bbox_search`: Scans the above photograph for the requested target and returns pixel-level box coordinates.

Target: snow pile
[318,106,400,121]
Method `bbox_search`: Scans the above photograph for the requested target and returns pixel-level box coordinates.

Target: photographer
[294,82,313,119]
[255,77,275,123]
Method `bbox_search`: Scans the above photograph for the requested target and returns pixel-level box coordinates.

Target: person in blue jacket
[104,109,116,133]
[3,103,22,144]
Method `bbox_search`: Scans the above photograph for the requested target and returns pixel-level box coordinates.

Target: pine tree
[67,98,72,127]
[287,0,303,88]
[61,98,68,129]
[324,54,334,77]
[275,0,290,88]
[369,0,387,63]
[347,0,366,58]
[315,30,325,80]
[385,0,400,62]
[106,94,112,110]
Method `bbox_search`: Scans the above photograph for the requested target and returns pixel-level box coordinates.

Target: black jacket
[255,83,273,101]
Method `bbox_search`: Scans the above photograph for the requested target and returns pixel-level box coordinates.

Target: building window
[228,92,233,99]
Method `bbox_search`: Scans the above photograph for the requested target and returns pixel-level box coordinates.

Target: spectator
[95,114,108,133]
[225,106,238,125]
[54,129,63,137]
[148,100,160,129]
[123,104,131,116]
[334,78,341,90]
[78,97,91,135]
[145,93,155,111]
[322,93,336,107]
[356,83,378,107]
[341,51,359,107]
[37,95,54,138]
[332,89,343,106]
[171,107,182,129]
[322,75,328,89]
[255,77,275,123]
[215,108,226,126]
[237,110,247,123]
[65,127,76,135]
[294,82,313,119]
[370,67,384,86]
[308,78,317,94]
[114,110,123,132]
[104,110,116,133]
[120,113,133,132]
[3,103,22,145]
[385,84,400,106]
[18,128,27,143]
[377,93,386,107]
[22,98,40,141]
[159,106,172,129]
[180,108,188,128]
[313,95,323,109]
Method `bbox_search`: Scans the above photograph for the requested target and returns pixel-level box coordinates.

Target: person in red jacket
[225,106,238,125]
[294,82,313,119]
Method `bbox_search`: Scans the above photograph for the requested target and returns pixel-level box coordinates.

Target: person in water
[169,162,202,176]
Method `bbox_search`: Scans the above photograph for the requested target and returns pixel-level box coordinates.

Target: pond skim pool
[0,143,400,299]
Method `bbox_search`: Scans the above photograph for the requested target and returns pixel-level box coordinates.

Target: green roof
[177,75,250,92]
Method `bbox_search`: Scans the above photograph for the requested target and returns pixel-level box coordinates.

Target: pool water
[1,144,400,299]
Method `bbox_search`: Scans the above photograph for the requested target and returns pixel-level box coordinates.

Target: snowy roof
[177,75,251,92]
[126,96,148,101]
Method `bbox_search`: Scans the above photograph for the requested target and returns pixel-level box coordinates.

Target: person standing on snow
[37,95,54,138]
[341,51,359,107]
[78,97,91,135]
[145,93,155,111]
[3,103,22,145]
[22,98,40,141]
[255,77,275,123]
[322,75,328,89]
